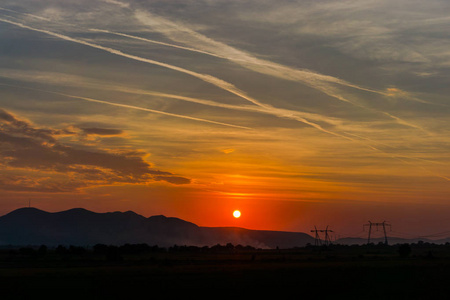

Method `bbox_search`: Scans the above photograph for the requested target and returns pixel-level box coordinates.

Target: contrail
[0,18,262,108]
[90,28,226,59]
[0,18,427,148]
[0,6,51,21]
[133,10,381,95]
[109,87,347,127]
[0,68,345,128]
[382,112,429,134]
[100,0,130,8]
[130,10,433,130]
[0,6,435,133]
[0,83,251,130]
[0,17,430,154]
[56,93,252,130]
[0,17,352,139]
[3,4,373,97]
[99,26,431,132]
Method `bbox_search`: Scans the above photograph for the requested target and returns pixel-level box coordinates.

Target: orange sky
[0,0,449,240]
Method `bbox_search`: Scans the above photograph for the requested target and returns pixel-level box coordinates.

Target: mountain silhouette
[0,208,315,248]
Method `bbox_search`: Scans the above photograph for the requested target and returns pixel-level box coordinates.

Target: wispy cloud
[99,0,130,9]
[89,28,225,59]
[0,6,51,21]
[238,0,450,67]
[2,1,439,133]
[2,15,442,183]
[133,10,380,95]
[0,18,356,138]
[44,90,253,130]
[129,10,431,131]
[0,82,251,130]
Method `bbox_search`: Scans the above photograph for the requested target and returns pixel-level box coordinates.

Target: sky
[0,0,449,240]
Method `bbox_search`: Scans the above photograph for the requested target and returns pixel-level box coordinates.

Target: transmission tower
[310,225,333,246]
[311,226,321,246]
[363,221,392,245]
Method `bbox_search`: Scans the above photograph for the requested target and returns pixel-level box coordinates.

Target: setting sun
[233,210,241,218]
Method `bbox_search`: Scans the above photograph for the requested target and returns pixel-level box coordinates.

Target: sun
[233,210,241,218]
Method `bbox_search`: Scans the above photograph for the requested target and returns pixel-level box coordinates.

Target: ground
[0,243,449,299]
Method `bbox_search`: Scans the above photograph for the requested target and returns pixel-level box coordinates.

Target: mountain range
[0,208,316,248]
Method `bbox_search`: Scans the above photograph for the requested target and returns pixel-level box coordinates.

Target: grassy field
[1,243,449,299]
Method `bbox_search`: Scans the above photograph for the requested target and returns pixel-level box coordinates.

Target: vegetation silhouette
[1,241,450,298]
[398,243,412,257]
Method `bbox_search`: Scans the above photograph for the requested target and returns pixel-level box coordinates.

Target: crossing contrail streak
[0,17,351,139]
[0,6,51,21]
[0,68,345,128]
[54,93,252,130]
[0,6,436,133]
[131,10,432,130]
[0,83,251,129]
[89,29,226,59]
[0,18,266,109]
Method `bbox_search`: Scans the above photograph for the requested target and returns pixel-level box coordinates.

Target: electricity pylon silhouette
[363,221,391,245]
[310,226,333,246]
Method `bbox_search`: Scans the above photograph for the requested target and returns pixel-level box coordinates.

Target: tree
[93,244,108,255]
[398,243,412,258]
[38,245,48,256]
[55,245,68,255]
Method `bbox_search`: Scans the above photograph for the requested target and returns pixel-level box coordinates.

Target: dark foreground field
[1,243,449,299]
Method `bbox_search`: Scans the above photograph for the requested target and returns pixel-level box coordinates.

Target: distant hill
[0,208,315,248]
[336,236,450,246]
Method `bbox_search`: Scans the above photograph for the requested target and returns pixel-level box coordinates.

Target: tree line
[3,242,259,260]
[4,241,450,261]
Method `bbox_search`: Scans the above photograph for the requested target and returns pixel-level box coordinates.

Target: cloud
[0,108,190,192]
[0,5,51,21]
[0,17,347,136]
[0,108,74,142]
[132,10,379,94]
[50,89,252,130]
[0,18,256,129]
[221,149,235,154]
[0,173,80,193]
[154,176,191,185]
[80,127,124,136]
[89,28,224,59]
[0,14,428,141]
[0,73,344,131]
[237,0,450,66]
[0,8,440,177]
[100,0,129,9]
[127,10,430,131]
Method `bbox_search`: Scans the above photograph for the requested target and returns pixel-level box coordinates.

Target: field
[1,243,449,299]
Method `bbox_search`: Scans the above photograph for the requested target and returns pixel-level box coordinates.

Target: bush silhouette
[398,243,412,258]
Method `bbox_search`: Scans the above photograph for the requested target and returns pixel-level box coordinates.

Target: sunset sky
[0,0,449,240]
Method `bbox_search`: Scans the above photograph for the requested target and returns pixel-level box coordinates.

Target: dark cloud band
[0,108,190,192]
